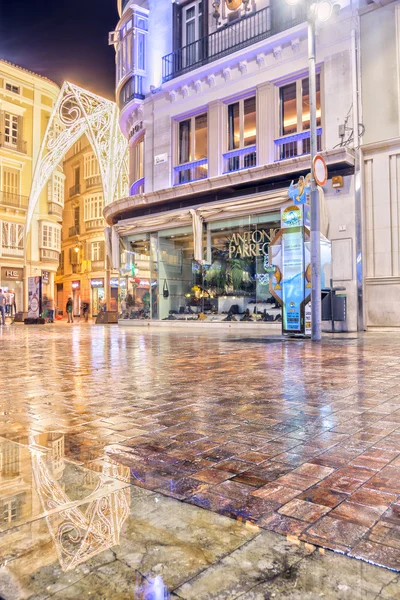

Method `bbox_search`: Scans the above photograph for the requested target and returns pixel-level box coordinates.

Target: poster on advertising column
[28,276,42,319]
[281,205,305,334]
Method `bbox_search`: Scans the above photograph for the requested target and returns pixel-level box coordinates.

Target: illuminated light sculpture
[27,81,128,232]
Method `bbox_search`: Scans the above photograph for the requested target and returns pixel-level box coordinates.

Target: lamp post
[285,0,334,341]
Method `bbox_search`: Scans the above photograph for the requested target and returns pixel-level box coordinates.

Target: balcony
[86,175,102,190]
[69,184,81,197]
[130,178,145,196]
[85,218,104,231]
[274,128,322,161]
[223,146,257,173]
[48,202,63,219]
[40,248,59,263]
[1,245,23,258]
[162,5,307,82]
[0,191,28,210]
[0,133,27,154]
[118,75,145,111]
[69,225,80,237]
[174,159,208,186]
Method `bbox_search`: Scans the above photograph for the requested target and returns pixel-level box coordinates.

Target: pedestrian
[66,297,74,323]
[0,288,5,326]
[47,298,55,323]
[82,300,89,322]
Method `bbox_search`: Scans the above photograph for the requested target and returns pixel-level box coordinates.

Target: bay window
[41,223,61,251]
[84,195,104,222]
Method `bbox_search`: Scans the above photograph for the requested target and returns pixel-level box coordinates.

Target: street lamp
[285,0,337,341]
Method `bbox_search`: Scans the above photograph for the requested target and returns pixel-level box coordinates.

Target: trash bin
[322,284,346,332]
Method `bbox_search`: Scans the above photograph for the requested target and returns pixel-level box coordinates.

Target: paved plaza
[0,323,399,598]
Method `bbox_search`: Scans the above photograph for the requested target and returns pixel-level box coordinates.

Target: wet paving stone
[0,324,400,594]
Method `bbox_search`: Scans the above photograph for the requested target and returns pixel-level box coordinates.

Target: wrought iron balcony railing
[69,225,80,237]
[0,191,28,210]
[69,184,81,197]
[0,134,27,154]
[274,128,322,161]
[223,145,257,173]
[173,158,208,186]
[162,5,307,82]
[118,75,145,111]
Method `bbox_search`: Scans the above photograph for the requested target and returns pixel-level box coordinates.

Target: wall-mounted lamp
[212,1,221,23]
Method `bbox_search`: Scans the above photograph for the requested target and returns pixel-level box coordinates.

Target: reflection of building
[55,135,116,318]
[0,60,61,313]
[107,0,361,329]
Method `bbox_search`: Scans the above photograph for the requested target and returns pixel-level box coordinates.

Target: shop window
[41,223,61,251]
[119,234,153,320]
[225,96,256,172]
[84,195,104,221]
[175,112,208,184]
[277,74,321,159]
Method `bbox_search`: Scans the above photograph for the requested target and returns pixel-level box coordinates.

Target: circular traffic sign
[313,154,327,186]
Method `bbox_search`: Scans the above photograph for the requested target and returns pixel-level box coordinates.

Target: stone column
[208,100,223,178]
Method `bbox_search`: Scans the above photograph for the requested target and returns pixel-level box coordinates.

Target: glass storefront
[91,279,105,316]
[0,267,23,316]
[120,212,283,323]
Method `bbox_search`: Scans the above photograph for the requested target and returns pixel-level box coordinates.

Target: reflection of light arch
[27,81,128,232]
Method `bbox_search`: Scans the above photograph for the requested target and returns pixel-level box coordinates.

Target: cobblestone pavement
[0,323,400,598]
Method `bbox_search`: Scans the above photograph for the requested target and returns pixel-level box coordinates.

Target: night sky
[0,0,118,99]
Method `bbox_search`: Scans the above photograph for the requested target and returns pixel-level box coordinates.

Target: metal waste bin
[322,283,347,332]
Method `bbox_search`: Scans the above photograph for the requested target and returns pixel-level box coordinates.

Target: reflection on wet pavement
[0,325,399,598]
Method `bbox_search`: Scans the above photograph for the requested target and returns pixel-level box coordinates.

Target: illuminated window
[280,74,321,136]
[116,10,148,84]
[226,96,257,172]
[91,241,104,261]
[176,113,208,184]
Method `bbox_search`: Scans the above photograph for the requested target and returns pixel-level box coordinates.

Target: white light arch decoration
[27,81,128,232]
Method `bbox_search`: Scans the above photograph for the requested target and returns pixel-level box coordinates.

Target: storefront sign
[1,267,23,280]
[228,229,277,259]
[28,276,41,319]
[110,277,119,288]
[71,280,80,290]
[41,270,50,285]
[91,278,104,288]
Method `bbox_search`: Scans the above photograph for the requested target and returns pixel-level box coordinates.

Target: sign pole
[308,13,322,342]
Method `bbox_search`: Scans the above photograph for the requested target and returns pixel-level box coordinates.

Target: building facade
[55,135,118,318]
[105,0,389,330]
[0,60,61,315]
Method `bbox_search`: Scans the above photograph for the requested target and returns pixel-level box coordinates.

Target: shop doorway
[56,284,63,314]
[73,289,80,317]
[91,286,105,316]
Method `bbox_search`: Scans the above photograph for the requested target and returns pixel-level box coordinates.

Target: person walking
[0,288,5,326]
[66,297,74,323]
[81,300,89,322]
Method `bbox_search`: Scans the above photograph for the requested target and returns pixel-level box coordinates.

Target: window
[5,83,20,94]
[91,241,104,261]
[2,168,20,198]
[130,137,144,192]
[84,195,104,221]
[278,74,321,159]
[84,152,100,179]
[2,500,17,523]
[73,141,81,154]
[115,10,148,85]
[41,223,61,251]
[182,1,203,66]
[226,96,257,172]
[1,221,24,250]
[175,113,207,184]
[48,172,64,205]
[4,113,19,147]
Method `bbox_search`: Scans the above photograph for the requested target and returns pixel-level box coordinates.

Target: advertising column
[28,276,42,319]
